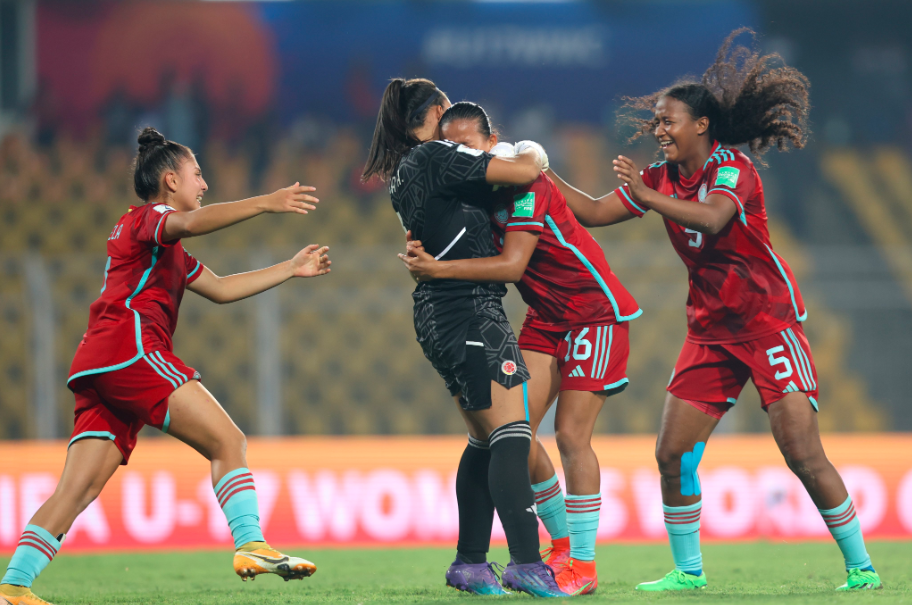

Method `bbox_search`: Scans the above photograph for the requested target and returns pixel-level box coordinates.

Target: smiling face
[654,95,709,166]
[440,117,497,152]
[164,155,208,211]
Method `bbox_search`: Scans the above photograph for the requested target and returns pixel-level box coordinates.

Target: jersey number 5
[684,228,703,249]
[765,346,793,380]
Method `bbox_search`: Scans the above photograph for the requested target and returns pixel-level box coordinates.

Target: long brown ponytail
[362,78,445,182]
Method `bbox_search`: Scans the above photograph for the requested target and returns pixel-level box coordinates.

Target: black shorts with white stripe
[422,315,530,411]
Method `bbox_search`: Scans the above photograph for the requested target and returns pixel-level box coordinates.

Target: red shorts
[668,323,819,419]
[69,351,199,464]
[519,319,630,394]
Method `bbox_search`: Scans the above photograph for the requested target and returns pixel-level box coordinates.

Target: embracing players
[0,128,331,605]
[400,101,641,595]
[364,79,566,597]
[549,30,881,591]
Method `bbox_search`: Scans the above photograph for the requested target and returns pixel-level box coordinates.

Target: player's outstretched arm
[162,183,319,242]
[613,155,736,234]
[485,146,544,186]
[398,231,538,283]
[546,169,636,227]
[189,245,330,304]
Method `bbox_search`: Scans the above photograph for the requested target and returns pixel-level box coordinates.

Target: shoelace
[487,561,506,582]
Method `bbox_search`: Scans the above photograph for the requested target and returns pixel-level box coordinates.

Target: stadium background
[1,0,911,551]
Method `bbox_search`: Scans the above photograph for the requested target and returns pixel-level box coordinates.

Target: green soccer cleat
[836,568,883,591]
[636,569,707,591]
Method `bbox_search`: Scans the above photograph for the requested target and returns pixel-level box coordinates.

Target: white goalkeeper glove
[513,140,549,171]
[490,142,516,158]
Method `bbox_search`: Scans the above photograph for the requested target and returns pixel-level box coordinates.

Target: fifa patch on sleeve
[714,166,740,188]
[512,193,535,218]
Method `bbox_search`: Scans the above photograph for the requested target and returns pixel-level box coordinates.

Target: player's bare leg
[767,393,846,508]
[655,394,719,507]
[0,439,122,604]
[27,439,123,538]
[166,381,315,582]
[768,393,879,589]
[553,390,604,495]
[551,389,605,594]
[521,350,561,484]
[637,394,718,591]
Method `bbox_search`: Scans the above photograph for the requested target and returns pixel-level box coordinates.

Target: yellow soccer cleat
[0,584,55,605]
[233,542,316,582]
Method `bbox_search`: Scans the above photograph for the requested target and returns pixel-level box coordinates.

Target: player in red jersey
[548,30,881,592]
[400,102,642,595]
[0,128,331,605]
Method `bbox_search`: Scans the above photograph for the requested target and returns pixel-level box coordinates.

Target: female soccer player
[363,79,565,598]
[549,30,881,591]
[0,128,332,605]
[400,101,641,595]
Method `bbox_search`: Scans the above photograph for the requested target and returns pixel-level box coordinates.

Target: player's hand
[262,182,319,214]
[290,245,331,277]
[404,230,426,256]
[613,156,648,202]
[514,140,549,170]
[398,248,438,282]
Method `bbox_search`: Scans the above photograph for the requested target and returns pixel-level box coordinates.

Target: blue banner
[259,1,757,123]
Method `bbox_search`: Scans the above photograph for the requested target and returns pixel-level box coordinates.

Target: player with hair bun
[0,128,331,605]
[401,101,641,596]
[549,29,882,592]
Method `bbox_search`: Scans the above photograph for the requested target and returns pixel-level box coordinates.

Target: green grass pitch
[4,542,909,604]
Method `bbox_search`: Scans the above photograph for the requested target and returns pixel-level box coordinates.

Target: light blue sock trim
[1,525,60,587]
[566,493,600,561]
[819,496,873,570]
[522,381,529,422]
[532,474,569,540]
[161,409,171,434]
[214,468,265,549]
[663,502,702,575]
[680,442,705,496]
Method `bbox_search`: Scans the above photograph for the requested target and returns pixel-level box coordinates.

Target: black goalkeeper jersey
[391,139,509,367]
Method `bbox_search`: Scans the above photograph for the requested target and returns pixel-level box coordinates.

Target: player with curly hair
[549,29,882,591]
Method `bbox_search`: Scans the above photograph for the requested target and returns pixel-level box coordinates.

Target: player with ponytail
[400,101,642,595]
[549,29,881,592]
[365,81,567,598]
[0,128,331,605]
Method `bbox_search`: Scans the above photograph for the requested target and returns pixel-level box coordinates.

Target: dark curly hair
[620,28,810,161]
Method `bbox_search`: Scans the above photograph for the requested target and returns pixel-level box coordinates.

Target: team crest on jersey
[494,206,509,224]
[698,183,708,202]
[153,204,175,214]
[501,360,517,375]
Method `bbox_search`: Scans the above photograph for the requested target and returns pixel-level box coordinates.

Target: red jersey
[492,173,641,331]
[67,203,204,386]
[615,142,806,344]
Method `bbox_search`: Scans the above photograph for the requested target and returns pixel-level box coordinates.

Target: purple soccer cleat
[445,557,510,595]
[502,560,568,598]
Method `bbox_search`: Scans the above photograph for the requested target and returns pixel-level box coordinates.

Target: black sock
[488,420,540,564]
[455,435,494,564]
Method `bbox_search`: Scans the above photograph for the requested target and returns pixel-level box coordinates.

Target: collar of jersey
[676,141,722,186]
